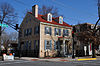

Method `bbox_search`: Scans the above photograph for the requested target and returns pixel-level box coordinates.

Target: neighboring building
[73,23,100,56]
[19,5,72,57]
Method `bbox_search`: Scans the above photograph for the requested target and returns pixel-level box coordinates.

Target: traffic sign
[0,24,8,27]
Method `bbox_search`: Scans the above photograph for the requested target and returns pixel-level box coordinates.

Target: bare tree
[1,31,18,49]
[24,5,61,18]
[74,23,100,57]
[0,2,18,47]
[39,5,59,17]
[0,2,18,34]
[9,32,18,42]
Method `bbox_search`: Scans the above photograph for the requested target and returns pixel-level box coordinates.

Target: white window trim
[47,13,52,22]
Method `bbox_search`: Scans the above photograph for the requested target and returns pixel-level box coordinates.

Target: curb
[31,59,39,61]
[77,58,96,61]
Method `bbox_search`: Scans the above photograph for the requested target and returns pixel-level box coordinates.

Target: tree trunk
[92,43,96,58]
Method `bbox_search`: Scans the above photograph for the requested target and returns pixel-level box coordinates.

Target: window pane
[45,40,52,50]
[45,27,51,35]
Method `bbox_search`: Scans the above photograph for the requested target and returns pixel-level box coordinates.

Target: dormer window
[59,16,63,24]
[47,13,52,22]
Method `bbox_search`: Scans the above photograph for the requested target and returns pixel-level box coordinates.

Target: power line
[51,0,98,19]
[14,0,29,7]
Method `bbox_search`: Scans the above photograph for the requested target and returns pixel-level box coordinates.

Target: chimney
[32,5,38,17]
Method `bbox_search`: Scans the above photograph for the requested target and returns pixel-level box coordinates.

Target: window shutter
[58,41,60,51]
[24,42,26,50]
[30,28,32,35]
[29,41,31,50]
[67,30,69,36]
[59,29,61,36]
[24,29,26,36]
[45,27,47,34]
[26,41,28,49]
[63,29,65,36]
[54,28,56,36]
[50,27,52,35]
[54,41,56,50]
[27,29,29,36]
[38,26,40,34]
[34,40,36,49]
[50,40,52,50]
[38,40,39,48]
[34,27,36,35]
[45,40,47,50]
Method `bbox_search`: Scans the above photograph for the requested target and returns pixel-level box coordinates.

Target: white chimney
[32,5,38,17]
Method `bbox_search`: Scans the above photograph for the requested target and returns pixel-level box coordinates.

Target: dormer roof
[28,12,72,27]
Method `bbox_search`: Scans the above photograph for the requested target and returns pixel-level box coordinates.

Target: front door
[57,40,68,57]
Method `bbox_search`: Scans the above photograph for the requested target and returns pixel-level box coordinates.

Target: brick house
[19,5,72,57]
[73,23,100,56]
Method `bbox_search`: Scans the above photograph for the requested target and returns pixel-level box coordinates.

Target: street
[0,60,100,66]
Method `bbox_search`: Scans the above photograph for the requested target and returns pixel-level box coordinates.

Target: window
[45,27,52,35]
[23,41,32,50]
[59,16,63,24]
[29,17,31,22]
[24,29,28,36]
[24,28,32,36]
[29,28,32,35]
[54,28,61,36]
[47,13,52,22]
[34,40,39,50]
[63,29,69,36]
[26,19,28,23]
[34,26,39,35]
[45,40,52,50]
[28,41,31,50]
[49,15,52,21]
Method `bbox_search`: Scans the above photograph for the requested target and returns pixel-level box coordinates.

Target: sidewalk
[16,56,100,62]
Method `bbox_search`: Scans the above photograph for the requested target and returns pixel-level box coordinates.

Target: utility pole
[91,0,100,58]
[72,26,75,59]
[2,21,21,58]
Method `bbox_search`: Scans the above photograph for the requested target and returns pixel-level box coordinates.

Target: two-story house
[19,5,72,57]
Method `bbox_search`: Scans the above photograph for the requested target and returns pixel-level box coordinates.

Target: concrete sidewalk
[16,56,100,62]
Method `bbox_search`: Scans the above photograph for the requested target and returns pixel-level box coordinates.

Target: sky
[0,0,99,33]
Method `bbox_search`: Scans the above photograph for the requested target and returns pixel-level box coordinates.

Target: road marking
[0,60,32,65]
[77,58,96,61]
[70,61,100,65]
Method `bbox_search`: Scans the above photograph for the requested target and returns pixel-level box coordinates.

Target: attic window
[47,13,52,22]
[59,16,63,24]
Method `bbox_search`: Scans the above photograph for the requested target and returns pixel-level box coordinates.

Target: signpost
[0,24,8,27]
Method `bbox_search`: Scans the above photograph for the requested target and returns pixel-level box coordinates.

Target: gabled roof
[29,12,72,27]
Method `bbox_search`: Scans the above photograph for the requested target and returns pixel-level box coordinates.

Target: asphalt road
[0,60,100,66]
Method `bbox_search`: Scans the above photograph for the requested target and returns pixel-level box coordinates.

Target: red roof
[29,12,72,27]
